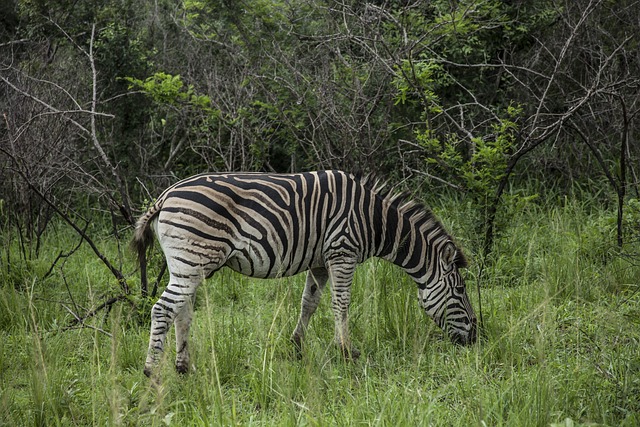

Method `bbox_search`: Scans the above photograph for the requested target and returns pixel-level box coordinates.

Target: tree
[1,0,639,307]
[1,8,142,324]
[385,0,640,252]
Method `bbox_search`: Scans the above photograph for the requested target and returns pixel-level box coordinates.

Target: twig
[42,221,89,279]
[61,303,113,338]
[66,294,128,328]
[0,148,131,294]
[408,166,464,191]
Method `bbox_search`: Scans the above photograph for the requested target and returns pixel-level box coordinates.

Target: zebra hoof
[143,366,154,378]
[175,362,190,374]
[290,336,303,360]
[340,346,361,361]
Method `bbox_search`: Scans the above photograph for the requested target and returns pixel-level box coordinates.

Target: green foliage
[621,198,640,239]
[410,91,522,244]
[125,73,213,112]
[393,59,445,112]
[5,0,637,212]
[386,1,542,250]
[464,104,521,197]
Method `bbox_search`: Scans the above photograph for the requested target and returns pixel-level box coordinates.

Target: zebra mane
[356,172,467,267]
[356,172,436,227]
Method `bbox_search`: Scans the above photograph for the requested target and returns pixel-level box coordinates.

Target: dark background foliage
[1,0,639,265]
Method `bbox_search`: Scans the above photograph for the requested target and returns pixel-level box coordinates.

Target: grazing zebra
[132,170,477,376]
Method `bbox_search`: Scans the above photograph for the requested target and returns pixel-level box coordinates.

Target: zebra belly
[224,249,322,279]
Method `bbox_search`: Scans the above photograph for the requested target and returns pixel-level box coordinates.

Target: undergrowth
[1,197,639,426]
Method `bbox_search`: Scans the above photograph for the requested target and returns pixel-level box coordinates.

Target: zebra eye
[453,281,466,293]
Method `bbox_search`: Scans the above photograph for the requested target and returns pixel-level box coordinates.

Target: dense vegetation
[1,197,639,425]
[1,1,639,425]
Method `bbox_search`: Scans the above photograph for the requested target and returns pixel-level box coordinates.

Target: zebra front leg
[327,260,360,360]
[144,276,199,377]
[291,267,328,357]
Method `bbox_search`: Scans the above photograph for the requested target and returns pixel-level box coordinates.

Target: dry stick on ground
[151,262,167,299]
[63,295,129,333]
[26,171,131,295]
[58,269,115,337]
[1,148,133,331]
[0,141,131,296]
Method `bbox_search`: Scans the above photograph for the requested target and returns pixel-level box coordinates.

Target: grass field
[1,196,639,426]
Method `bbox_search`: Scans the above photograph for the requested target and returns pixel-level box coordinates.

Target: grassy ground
[1,197,639,426]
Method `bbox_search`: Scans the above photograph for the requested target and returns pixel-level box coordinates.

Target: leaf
[162,412,175,426]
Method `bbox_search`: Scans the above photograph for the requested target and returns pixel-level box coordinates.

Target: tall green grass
[1,197,639,426]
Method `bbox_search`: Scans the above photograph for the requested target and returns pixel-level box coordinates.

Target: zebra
[132,170,477,376]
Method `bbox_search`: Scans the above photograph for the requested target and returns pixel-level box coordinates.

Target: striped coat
[133,170,476,375]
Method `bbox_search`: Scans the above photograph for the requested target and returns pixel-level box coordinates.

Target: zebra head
[418,241,477,345]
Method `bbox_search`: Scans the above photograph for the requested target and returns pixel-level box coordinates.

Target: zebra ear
[443,241,467,269]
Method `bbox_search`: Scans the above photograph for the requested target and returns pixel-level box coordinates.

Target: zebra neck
[378,210,444,285]
[377,210,425,273]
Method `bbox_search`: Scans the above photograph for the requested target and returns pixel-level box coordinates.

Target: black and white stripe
[133,170,477,375]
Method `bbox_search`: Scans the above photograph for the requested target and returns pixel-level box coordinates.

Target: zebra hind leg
[174,292,196,374]
[144,273,202,377]
[291,267,328,358]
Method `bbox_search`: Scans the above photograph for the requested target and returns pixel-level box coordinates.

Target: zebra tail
[131,205,160,297]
